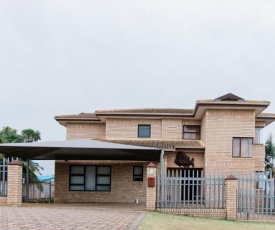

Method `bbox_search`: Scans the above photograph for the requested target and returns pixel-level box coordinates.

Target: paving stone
[0,203,146,230]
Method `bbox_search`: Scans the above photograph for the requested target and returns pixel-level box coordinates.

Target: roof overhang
[194,101,270,119]
[0,139,161,161]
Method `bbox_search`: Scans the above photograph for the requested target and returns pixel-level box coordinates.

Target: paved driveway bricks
[0,203,146,230]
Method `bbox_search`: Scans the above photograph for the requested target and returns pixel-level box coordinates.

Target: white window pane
[85,166,96,190]
[247,138,252,157]
[184,126,200,132]
[241,138,252,157]
[70,185,84,191]
[254,128,262,144]
[71,176,84,184]
[97,176,110,184]
[233,138,240,157]
[96,185,111,191]
[97,166,111,175]
[71,166,84,174]
[183,133,199,139]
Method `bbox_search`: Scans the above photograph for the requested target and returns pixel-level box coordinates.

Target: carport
[0,139,164,203]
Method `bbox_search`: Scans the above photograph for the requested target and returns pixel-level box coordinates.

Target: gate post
[7,160,23,207]
[146,162,157,211]
[225,175,237,220]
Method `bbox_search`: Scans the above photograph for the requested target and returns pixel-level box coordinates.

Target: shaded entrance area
[0,139,162,205]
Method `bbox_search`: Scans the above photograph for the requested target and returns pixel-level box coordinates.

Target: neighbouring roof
[37,176,55,182]
[100,139,205,151]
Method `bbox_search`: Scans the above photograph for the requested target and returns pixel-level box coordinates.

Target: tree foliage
[265,134,275,177]
[21,129,41,142]
[0,126,44,190]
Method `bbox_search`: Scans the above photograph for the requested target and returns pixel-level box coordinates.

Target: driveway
[0,203,146,230]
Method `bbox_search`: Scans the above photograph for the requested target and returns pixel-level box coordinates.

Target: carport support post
[26,159,29,203]
[7,160,23,207]
[146,162,157,211]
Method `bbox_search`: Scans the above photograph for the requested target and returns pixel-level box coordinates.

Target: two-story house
[54,93,275,203]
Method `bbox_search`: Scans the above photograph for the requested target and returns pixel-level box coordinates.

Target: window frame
[183,125,201,140]
[232,137,253,158]
[133,166,143,181]
[69,165,111,191]
[138,124,151,138]
[254,127,263,144]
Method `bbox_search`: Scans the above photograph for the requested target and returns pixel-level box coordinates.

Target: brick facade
[0,197,7,206]
[106,119,162,139]
[7,161,22,207]
[66,123,105,140]
[203,110,259,172]
[54,94,274,207]
[55,160,149,203]
[156,208,226,219]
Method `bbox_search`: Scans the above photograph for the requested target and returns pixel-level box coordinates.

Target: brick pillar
[7,160,23,207]
[225,175,237,220]
[146,162,156,211]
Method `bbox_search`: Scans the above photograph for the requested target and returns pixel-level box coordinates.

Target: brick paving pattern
[0,203,146,230]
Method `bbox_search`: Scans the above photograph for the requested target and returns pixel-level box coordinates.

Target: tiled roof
[95,108,194,115]
[257,113,275,118]
[55,113,99,120]
[197,99,270,104]
[100,139,205,150]
[214,93,244,101]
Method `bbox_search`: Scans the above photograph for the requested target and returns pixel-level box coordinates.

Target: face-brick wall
[204,110,256,172]
[166,152,204,169]
[66,123,106,140]
[55,160,149,203]
[106,119,162,139]
[162,119,182,140]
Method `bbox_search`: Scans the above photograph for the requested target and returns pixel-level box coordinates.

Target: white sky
[1,1,275,175]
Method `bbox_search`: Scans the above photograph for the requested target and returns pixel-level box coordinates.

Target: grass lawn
[138,212,275,230]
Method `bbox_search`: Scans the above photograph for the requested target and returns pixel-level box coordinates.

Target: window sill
[232,157,253,158]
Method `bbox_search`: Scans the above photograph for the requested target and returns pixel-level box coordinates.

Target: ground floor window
[133,166,143,181]
[69,165,111,191]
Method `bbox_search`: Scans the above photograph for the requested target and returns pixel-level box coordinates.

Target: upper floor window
[138,125,151,138]
[232,137,253,157]
[183,126,200,140]
[254,128,262,144]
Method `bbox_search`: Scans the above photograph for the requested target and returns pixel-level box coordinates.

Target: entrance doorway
[167,168,203,201]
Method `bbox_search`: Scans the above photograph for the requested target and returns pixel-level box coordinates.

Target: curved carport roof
[0,139,161,161]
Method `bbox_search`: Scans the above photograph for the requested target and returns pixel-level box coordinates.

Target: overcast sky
[1,1,275,175]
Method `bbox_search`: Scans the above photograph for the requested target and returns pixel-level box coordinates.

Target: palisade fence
[156,170,275,220]
[0,157,12,196]
[237,172,275,220]
[156,170,226,209]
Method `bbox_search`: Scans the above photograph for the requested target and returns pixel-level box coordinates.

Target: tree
[21,129,41,142]
[0,126,23,143]
[0,126,44,190]
[265,134,275,177]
